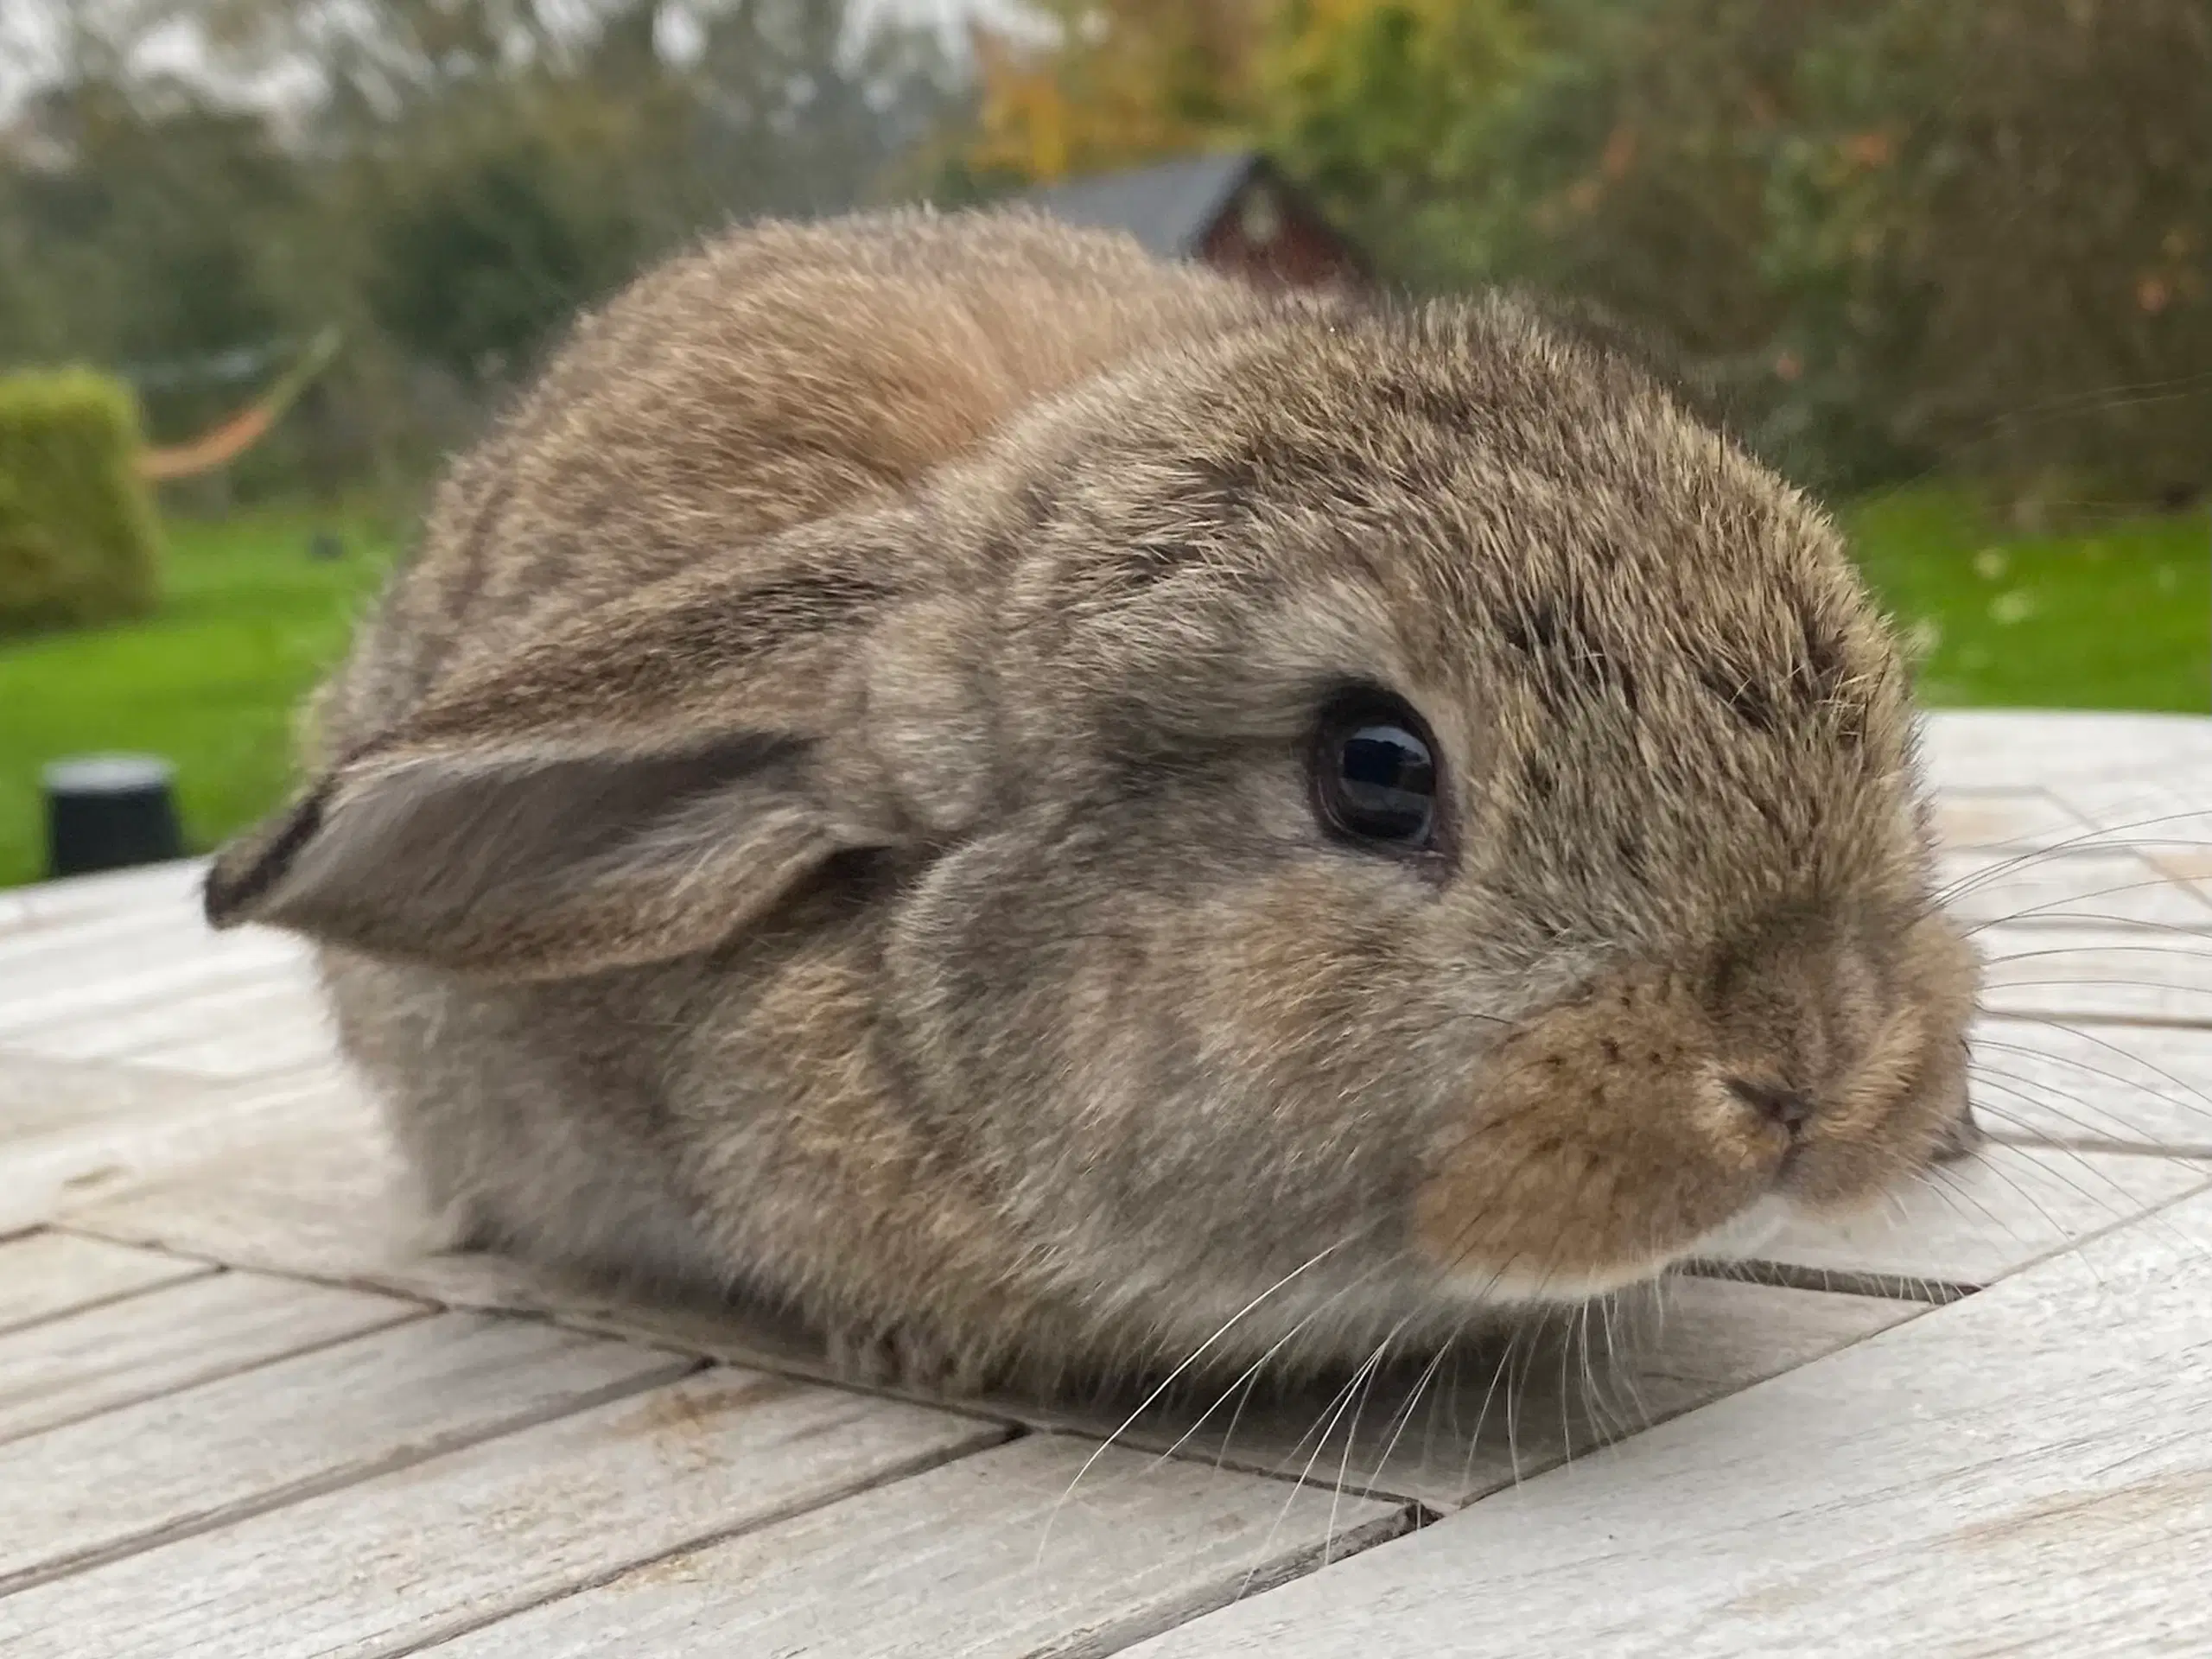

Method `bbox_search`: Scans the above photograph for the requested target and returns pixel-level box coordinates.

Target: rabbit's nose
[1726,1077,1815,1135]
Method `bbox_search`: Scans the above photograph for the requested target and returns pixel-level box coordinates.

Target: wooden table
[3,709,2208,1656]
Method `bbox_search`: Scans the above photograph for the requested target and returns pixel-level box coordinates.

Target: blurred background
[2,0,2208,887]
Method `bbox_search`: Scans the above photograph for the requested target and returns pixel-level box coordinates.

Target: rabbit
[203,206,1980,1395]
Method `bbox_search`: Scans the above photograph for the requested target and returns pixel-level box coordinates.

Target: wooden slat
[0,860,208,940]
[0,1312,690,1594]
[0,1050,219,1150]
[0,905,292,1000]
[0,1232,209,1336]
[24,972,334,1079]
[0,1367,1007,1659]
[1922,709,2212,795]
[0,1269,421,1444]
[0,902,194,969]
[423,1434,1408,1659]
[50,1070,562,1311]
[1970,1016,2212,1154]
[1729,1141,2208,1294]
[588,1276,1923,1516]
[1929,788,2092,853]
[0,939,302,1046]
[1095,1277,1926,1514]
[0,1061,351,1236]
[1938,847,2212,931]
[1120,1187,2212,1657]
[2043,772,2212,840]
[1978,925,2212,1026]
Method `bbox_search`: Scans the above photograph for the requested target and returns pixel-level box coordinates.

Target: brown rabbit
[205,207,1979,1393]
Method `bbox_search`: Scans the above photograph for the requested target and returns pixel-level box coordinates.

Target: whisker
[1037,1237,1352,1561]
[1985,1018,2212,1133]
[1971,1038,2212,1128]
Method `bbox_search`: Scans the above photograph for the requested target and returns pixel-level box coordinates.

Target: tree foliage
[5,0,2205,506]
[0,0,961,499]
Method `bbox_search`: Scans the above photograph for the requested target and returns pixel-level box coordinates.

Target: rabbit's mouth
[1427,1195,1796,1307]
[1408,909,1977,1305]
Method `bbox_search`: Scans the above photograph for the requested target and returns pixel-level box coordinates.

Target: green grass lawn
[0,486,2206,889]
[0,509,398,887]
[1844,487,2209,712]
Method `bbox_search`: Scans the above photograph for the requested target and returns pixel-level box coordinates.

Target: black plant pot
[43,754,183,880]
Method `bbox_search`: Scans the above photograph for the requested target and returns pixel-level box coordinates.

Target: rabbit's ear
[203,553,903,980]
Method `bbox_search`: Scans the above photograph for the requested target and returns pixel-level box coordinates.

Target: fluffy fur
[206,207,1980,1392]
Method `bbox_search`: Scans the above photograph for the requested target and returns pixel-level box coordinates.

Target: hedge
[0,370,163,634]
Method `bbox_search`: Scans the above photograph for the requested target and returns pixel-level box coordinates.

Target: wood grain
[1929,788,2093,852]
[0,1231,210,1336]
[0,860,207,940]
[0,1050,223,1152]
[0,1311,690,1593]
[1938,847,2212,931]
[1106,1276,1927,1514]
[0,1268,420,1443]
[51,1070,563,1312]
[1726,1141,2207,1293]
[581,1276,1923,1516]
[24,972,334,1079]
[0,1061,353,1236]
[1922,709,2212,795]
[427,1433,1408,1659]
[0,944,302,1050]
[1971,1016,2212,1155]
[1122,1185,2212,1657]
[48,1097,1923,1512]
[1978,924,2212,1025]
[0,1368,1007,1659]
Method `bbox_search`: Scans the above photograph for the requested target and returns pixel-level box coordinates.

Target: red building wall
[1197,178,1367,292]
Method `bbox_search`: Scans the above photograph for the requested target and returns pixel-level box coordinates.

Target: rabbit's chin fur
[207,207,1980,1400]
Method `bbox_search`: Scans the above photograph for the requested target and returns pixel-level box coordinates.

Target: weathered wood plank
[0,940,303,1046]
[1122,1186,2212,1658]
[1977,924,2212,1025]
[1938,847,2212,931]
[0,1312,690,1594]
[0,1269,421,1444]
[1715,1141,2208,1293]
[0,1061,351,1236]
[0,860,207,941]
[1929,788,2092,853]
[0,1050,219,1149]
[0,904,293,998]
[1096,1277,1925,1514]
[423,1434,1408,1659]
[1970,1016,2212,1154]
[50,1069,563,1310]
[0,1231,210,1336]
[1922,709,2212,795]
[587,1276,1923,1516]
[24,972,334,1079]
[0,1369,1008,1659]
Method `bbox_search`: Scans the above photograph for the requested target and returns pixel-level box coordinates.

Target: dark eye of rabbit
[1312,693,1439,851]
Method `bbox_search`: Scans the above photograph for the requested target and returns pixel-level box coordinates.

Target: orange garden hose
[135,327,343,482]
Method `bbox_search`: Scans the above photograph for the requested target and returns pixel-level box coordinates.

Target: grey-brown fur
[207,207,1979,1393]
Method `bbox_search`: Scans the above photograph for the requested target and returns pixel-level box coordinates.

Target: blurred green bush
[1438,0,2212,505]
[0,370,163,634]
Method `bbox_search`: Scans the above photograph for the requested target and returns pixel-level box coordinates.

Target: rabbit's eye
[1312,693,1439,852]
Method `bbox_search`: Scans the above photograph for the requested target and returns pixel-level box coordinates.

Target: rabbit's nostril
[1727,1077,1815,1133]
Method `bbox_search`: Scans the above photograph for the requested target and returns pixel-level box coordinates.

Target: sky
[0,0,1022,118]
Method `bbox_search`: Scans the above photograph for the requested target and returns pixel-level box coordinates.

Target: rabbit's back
[315,209,1262,759]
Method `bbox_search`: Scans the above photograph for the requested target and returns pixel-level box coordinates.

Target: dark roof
[1021,151,1264,259]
